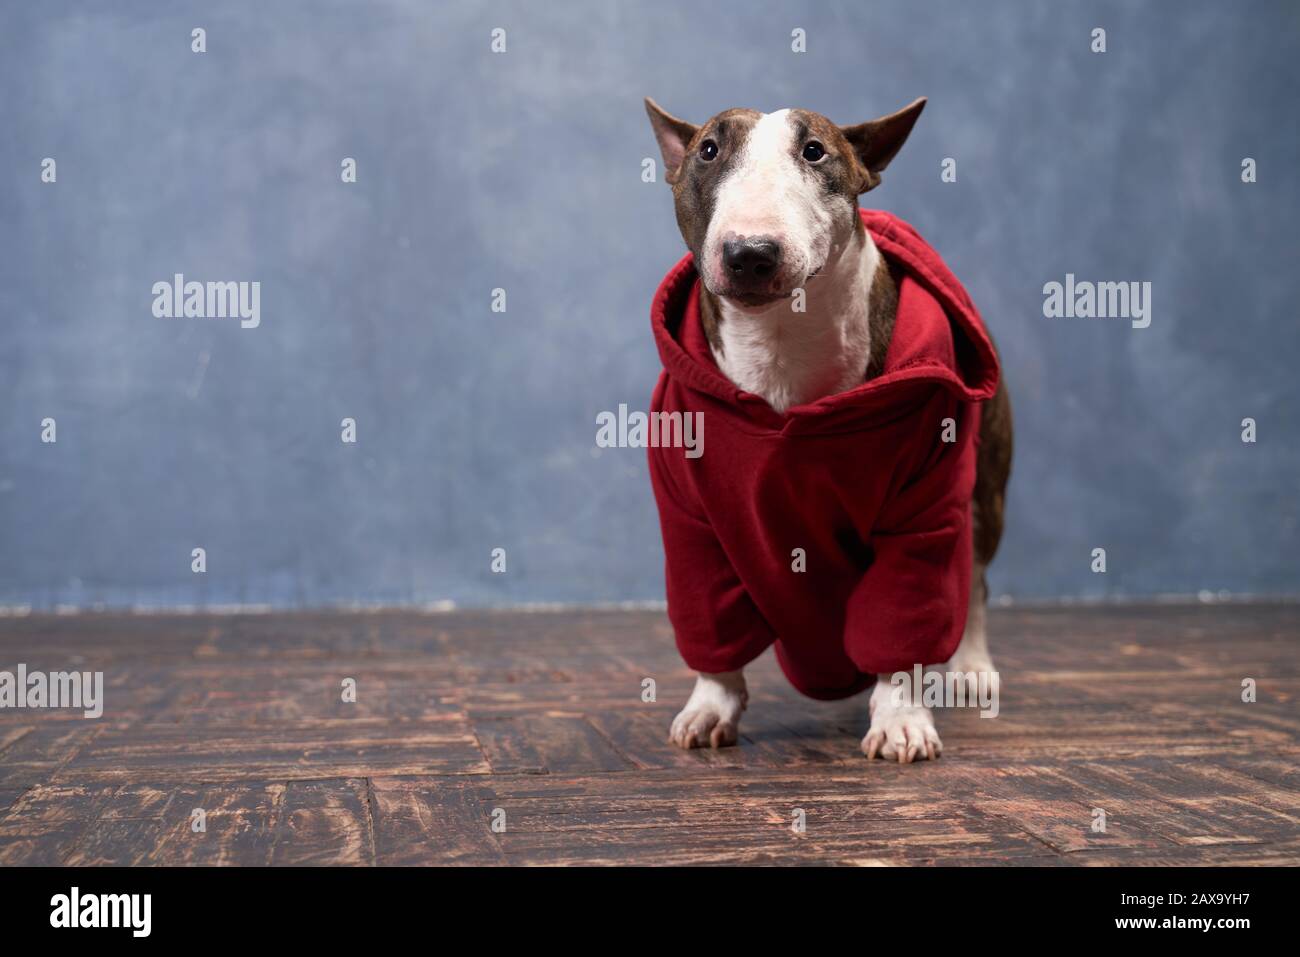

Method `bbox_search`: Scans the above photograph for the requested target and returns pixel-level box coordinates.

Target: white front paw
[861,677,942,763]
[669,671,747,749]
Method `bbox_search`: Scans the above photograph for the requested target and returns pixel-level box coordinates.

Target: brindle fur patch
[699,284,723,353]
[669,109,760,267]
[787,109,877,205]
[973,374,1013,571]
[864,257,898,381]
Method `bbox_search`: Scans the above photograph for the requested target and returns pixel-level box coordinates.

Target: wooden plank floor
[1,603,1297,865]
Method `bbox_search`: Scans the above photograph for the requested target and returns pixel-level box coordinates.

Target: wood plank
[584,709,753,771]
[0,723,103,789]
[1019,757,1297,848]
[52,720,489,783]
[269,779,373,866]
[370,777,506,865]
[1,781,286,866]
[470,713,635,774]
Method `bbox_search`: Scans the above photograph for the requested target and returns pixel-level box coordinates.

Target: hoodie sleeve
[648,442,777,674]
[843,392,979,675]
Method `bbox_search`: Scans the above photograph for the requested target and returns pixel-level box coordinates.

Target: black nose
[722,238,782,283]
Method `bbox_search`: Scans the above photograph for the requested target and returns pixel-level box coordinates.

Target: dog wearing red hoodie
[645,97,1013,762]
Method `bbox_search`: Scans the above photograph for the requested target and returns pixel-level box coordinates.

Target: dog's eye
[698,139,718,162]
[802,141,826,163]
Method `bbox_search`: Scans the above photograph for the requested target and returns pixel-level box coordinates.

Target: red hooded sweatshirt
[647,209,1000,700]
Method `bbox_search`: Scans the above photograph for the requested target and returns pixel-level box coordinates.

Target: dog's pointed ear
[840,97,926,192]
[645,97,699,185]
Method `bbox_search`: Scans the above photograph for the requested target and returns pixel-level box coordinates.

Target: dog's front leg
[861,671,942,763]
[669,670,747,749]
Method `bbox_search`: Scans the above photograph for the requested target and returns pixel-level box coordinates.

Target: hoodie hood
[650,208,999,433]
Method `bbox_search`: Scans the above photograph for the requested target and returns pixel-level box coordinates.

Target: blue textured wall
[2,0,1297,609]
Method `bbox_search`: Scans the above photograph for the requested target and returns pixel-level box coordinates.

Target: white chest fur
[713,229,879,414]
